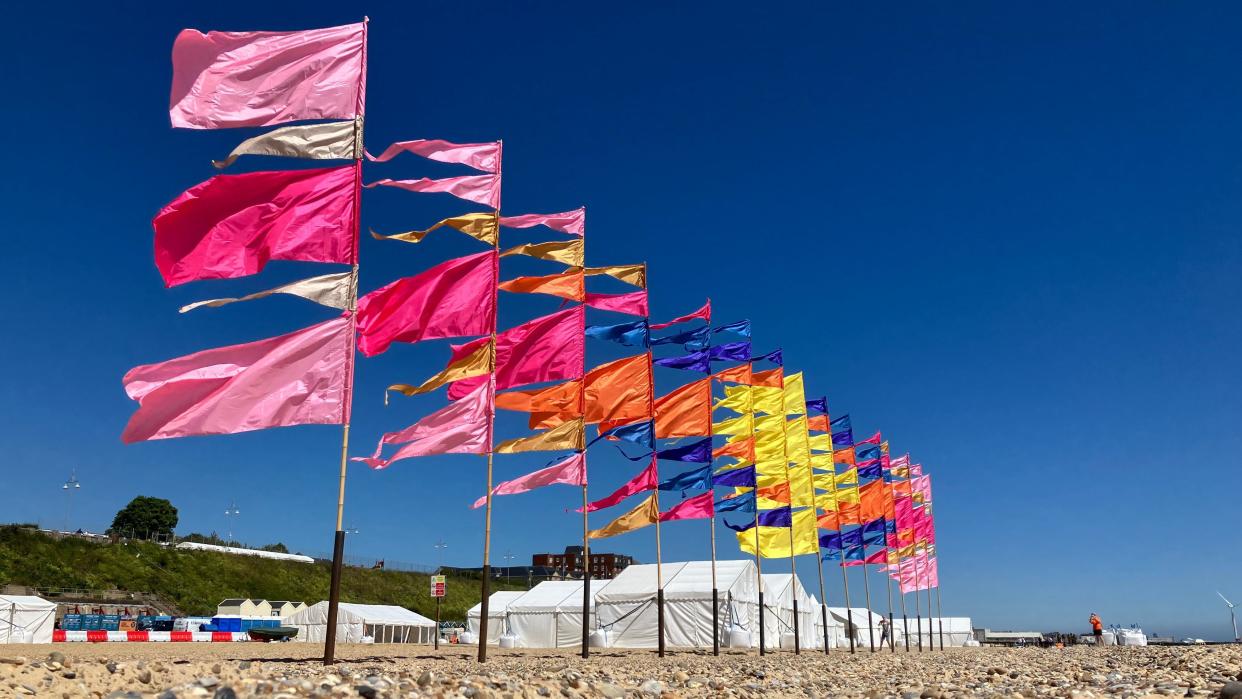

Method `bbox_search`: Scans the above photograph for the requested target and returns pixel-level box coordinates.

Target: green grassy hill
[0,526,521,621]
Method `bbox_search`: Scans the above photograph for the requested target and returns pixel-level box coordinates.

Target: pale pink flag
[499,208,585,236]
[170,22,366,129]
[912,474,931,502]
[365,174,500,208]
[585,290,648,317]
[154,165,357,287]
[909,463,923,477]
[352,381,494,470]
[366,139,500,173]
[471,452,586,509]
[355,250,497,356]
[122,316,351,443]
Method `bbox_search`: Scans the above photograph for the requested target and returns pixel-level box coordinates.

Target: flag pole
[935,571,946,650]
[578,253,591,659]
[914,546,923,652]
[324,23,368,663]
[704,349,719,656]
[754,521,765,655]
[900,569,910,652]
[642,337,665,658]
[885,554,896,652]
[925,547,936,651]
[774,373,800,655]
[840,552,856,654]
[801,403,829,655]
[477,141,503,663]
[860,547,875,652]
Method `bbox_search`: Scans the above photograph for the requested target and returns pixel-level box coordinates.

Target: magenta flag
[585,290,648,317]
[583,458,658,512]
[367,139,500,173]
[122,316,351,443]
[153,166,357,287]
[356,250,497,357]
[499,208,585,236]
[448,306,585,399]
[366,174,500,208]
[471,452,585,509]
[170,22,366,129]
[352,381,493,470]
[650,299,711,329]
[659,492,714,522]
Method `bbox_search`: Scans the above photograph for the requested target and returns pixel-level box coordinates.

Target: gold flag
[584,263,646,288]
[371,212,498,246]
[213,119,360,168]
[179,270,356,314]
[500,240,584,267]
[495,417,585,454]
[385,340,494,404]
[736,508,819,558]
[588,493,658,539]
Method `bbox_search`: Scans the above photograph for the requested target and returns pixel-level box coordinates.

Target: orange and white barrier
[54,630,249,642]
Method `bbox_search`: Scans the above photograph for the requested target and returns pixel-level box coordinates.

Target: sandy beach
[2,643,1240,698]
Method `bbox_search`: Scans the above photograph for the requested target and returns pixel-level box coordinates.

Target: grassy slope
[0,527,519,621]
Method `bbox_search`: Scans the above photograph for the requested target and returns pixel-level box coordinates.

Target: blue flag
[709,341,752,362]
[594,421,654,449]
[715,492,756,513]
[723,517,756,532]
[658,438,711,463]
[651,326,709,351]
[805,397,828,415]
[711,319,752,337]
[712,464,757,488]
[830,414,853,447]
[654,350,710,373]
[857,460,883,481]
[585,320,649,347]
[750,348,783,366]
[658,465,712,492]
[757,506,793,528]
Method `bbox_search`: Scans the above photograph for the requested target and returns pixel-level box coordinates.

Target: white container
[725,627,752,648]
[458,631,478,645]
[589,629,611,648]
[498,634,517,649]
[780,631,797,649]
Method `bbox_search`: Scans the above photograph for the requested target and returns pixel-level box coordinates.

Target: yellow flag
[385,340,494,404]
[584,263,646,288]
[588,493,657,539]
[810,453,835,470]
[808,433,834,453]
[712,414,753,436]
[782,372,806,416]
[495,418,585,453]
[736,508,819,558]
[714,385,753,413]
[751,386,783,415]
[370,212,498,246]
[835,484,860,504]
[500,240,584,266]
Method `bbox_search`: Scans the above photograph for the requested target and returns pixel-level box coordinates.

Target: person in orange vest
[1089,613,1103,645]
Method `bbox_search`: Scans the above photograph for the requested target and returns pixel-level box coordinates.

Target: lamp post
[503,551,516,584]
[62,470,81,533]
[224,501,240,546]
[433,539,448,574]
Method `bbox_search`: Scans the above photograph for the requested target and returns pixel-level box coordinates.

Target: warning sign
[430,575,446,598]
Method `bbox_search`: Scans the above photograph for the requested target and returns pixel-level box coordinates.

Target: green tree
[260,542,289,554]
[109,496,178,540]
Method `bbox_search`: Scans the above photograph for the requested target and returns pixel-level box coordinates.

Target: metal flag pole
[706,368,720,656]
[774,374,800,655]
[642,335,666,658]
[935,566,945,650]
[477,141,503,663]
[860,544,875,652]
[900,574,910,652]
[925,547,936,651]
[754,520,766,655]
[324,25,368,664]
[840,551,856,654]
[579,259,591,659]
[885,557,896,652]
[914,544,924,652]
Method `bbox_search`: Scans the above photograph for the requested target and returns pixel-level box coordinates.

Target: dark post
[478,566,491,661]
[434,596,441,650]
[581,557,591,658]
[657,588,666,657]
[324,530,346,664]
[821,603,830,654]
[712,587,719,655]
[792,597,801,654]
[758,589,766,655]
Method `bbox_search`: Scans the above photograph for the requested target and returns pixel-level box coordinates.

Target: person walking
[1089,613,1104,646]
[879,617,890,648]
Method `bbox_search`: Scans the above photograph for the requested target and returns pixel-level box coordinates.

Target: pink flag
[582,458,658,512]
[366,140,500,173]
[170,22,366,129]
[585,290,648,316]
[909,463,923,477]
[122,317,350,443]
[353,381,493,470]
[366,174,500,208]
[356,251,497,356]
[471,452,585,508]
[499,208,585,236]
[448,306,585,399]
[659,492,714,522]
[912,475,932,503]
[650,299,711,329]
[857,431,882,446]
[154,166,357,287]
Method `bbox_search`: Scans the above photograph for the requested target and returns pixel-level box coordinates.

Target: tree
[260,542,289,554]
[109,496,178,540]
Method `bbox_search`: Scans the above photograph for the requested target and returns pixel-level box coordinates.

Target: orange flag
[498,269,585,301]
[713,364,752,385]
[495,380,582,430]
[757,481,791,504]
[818,501,861,529]
[654,377,711,438]
[892,480,912,498]
[806,414,830,433]
[858,479,886,522]
[752,367,784,387]
[714,437,755,462]
[585,354,652,425]
[588,493,658,539]
[834,446,856,466]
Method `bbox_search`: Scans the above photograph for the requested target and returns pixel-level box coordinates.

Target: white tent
[828,607,889,649]
[595,560,761,649]
[760,574,820,650]
[505,579,613,648]
[285,602,436,644]
[908,616,973,647]
[0,595,55,644]
[466,591,526,644]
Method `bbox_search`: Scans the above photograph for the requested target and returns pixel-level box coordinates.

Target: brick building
[531,546,634,579]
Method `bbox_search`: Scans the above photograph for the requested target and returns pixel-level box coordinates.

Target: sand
[2,642,1241,698]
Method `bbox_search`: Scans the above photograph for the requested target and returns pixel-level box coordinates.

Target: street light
[433,539,448,573]
[343,525,359,535]
[503,551,516,584]
[62,470,81,533]
[224,501,240,546]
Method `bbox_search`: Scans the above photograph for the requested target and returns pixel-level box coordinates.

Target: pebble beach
[3,643,1241,699]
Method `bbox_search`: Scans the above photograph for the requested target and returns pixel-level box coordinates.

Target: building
[216,598,275,618]
[973,628,1045,646]
[267,601,308,618]
[531,546,635,579]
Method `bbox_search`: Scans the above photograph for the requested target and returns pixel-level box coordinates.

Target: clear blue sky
[4,1,1241,641]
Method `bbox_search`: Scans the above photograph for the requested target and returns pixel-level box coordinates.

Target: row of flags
[127,18,942,656]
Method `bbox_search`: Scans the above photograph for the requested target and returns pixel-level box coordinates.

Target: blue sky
[4,1,1241,640]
